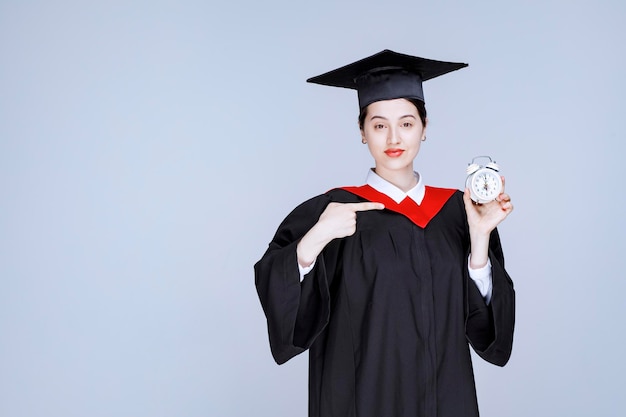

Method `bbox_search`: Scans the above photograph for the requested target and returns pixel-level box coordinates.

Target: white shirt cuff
[468,256,493,304]
[298,259,316,282]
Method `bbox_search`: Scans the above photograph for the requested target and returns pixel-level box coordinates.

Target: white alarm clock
[465,156,503,204]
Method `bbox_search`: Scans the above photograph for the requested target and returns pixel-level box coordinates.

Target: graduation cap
[306,49,468,110]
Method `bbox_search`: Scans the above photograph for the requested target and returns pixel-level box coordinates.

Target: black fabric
[255,188,515,417]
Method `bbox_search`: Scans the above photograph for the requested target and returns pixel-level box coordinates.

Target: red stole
[340,184,457,228]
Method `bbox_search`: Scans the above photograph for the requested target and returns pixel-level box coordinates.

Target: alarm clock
[465,156,503,204]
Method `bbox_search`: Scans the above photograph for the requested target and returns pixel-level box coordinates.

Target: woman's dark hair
[358,98,427,130]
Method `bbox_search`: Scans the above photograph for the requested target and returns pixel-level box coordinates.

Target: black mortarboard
[306,49,468,109]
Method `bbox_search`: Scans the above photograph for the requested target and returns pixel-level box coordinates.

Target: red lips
[384,148,405,157]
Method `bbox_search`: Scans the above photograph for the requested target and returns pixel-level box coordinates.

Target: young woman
[255,50,515,417]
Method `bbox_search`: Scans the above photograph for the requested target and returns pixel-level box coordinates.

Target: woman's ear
[421,117,428,141]
[360,126,367,144]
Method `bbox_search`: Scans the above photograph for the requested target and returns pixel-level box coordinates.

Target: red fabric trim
[340,184,457,228]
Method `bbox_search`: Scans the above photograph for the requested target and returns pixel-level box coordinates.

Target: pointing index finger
[349,202,385,212]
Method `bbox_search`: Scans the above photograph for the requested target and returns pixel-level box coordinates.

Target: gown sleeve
[254,194,337,365]
[465,228,515,367]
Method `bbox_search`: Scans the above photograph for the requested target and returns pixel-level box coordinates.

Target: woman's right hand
[296,202,384,268]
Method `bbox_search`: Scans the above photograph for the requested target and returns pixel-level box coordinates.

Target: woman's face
[360,98,426,178]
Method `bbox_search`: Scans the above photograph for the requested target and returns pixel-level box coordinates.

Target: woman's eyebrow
[369,114,417,120]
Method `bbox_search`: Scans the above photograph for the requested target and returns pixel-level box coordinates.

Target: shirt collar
[365,169,425,205]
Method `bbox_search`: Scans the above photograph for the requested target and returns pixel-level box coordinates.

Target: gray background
[1,0,624,416]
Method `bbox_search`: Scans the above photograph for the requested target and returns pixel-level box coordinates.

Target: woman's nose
[387,127,400,144]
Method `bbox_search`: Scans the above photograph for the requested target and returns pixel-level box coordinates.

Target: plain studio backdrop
[1,1,624,416]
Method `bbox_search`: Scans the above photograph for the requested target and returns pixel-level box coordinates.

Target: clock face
[469,169,501,202]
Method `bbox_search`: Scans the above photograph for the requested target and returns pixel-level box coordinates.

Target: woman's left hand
[463,176,514,236]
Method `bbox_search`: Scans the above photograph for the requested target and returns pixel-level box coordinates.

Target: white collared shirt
[365,169,426,204]
[300,170,493,304]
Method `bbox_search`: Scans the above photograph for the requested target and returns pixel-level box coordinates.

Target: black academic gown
[255,186,515,417]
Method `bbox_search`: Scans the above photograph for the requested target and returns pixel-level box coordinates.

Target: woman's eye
[374,124,385,129]
[402,122,413,128]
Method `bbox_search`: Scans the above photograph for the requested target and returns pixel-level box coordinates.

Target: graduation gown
[255,186,515,417]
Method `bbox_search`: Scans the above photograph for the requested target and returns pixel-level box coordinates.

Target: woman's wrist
[469,230,490,269]
[297,225,331,267]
